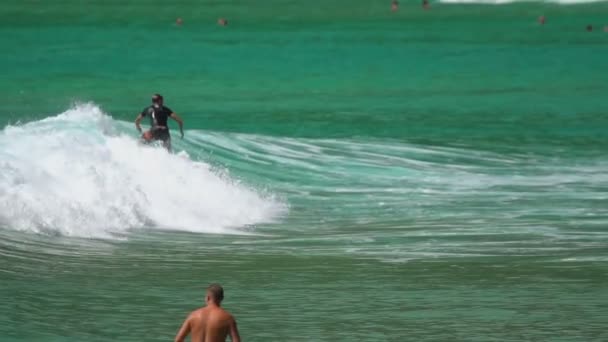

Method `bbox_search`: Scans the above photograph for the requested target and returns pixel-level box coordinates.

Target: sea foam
[0,103,286,238]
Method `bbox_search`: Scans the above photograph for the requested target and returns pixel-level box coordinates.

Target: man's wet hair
[207,283,224,303]
[152,93,163,103]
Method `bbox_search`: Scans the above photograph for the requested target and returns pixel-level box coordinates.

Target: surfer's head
[152,94,164,107]
[206,283,224,305]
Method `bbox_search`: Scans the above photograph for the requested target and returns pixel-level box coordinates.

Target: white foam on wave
[0,103,286,238]
[439,0,606,5]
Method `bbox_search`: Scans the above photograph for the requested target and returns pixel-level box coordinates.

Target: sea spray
[0,104,287,238]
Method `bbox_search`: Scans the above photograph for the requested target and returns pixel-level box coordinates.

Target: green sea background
[1,0,608,341]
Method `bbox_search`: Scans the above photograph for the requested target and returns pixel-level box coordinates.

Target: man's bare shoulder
[208,306,235,322]
[188,307,209,319]
[222,308,237,324]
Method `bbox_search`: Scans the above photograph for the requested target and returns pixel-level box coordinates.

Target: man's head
[152,94,164,107]
[206,283,224,305]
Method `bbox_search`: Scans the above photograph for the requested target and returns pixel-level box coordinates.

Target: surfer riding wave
[135,94,184,151]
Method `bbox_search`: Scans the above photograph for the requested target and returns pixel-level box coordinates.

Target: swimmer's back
[188,306,236,342]
[175,284,241,342]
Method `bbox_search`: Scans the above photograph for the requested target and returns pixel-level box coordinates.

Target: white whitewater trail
[0,103,286,238]
[439,0,606,4]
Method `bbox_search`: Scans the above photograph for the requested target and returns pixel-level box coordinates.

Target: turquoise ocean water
[1,1,608,341]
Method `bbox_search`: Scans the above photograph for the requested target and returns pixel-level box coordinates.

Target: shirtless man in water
[175,284,241,342]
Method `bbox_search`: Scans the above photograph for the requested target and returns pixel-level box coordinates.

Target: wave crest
[0,103,286,238]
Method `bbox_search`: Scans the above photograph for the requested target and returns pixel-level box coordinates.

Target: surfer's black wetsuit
[141,104,173,142]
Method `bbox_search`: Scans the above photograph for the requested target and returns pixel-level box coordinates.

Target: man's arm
[174,314,192,342]
[170,113,184,138]
[230,317,241,342]
[135,114,144,133]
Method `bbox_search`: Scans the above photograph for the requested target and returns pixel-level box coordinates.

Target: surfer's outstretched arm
[135,114,144,133]
[170,113,184,138]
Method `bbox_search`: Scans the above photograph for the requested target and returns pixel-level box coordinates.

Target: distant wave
[439,0,607,5]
